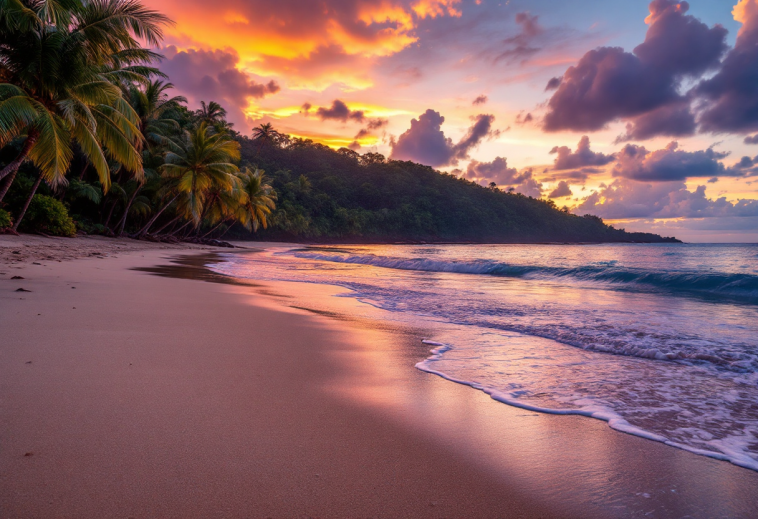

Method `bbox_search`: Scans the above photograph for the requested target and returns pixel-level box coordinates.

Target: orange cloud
[152,0,462,88]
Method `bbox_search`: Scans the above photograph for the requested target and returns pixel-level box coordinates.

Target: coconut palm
[0,0,172,230]
[114,80,186,234]
[136,122,240,236]
[234,167,276,232]
[197,101,228,129]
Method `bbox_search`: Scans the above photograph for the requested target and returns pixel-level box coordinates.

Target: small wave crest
[291,251,758,303]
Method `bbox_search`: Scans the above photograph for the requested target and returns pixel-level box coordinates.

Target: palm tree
[197,101,229,131]
[251,123,282,155]
[234,167,277,232]
[136,122,239,237]
[0,0,172,231]
[114,80,186,235]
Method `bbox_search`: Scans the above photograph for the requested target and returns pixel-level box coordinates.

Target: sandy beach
[2,236,758,518]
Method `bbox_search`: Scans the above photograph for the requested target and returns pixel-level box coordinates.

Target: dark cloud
[542,168,595,183]
[576,179,758,219]
[390,110,498,167]
[734,155,758,170]
[545,76,562,91]
[473,95,488,106]
[495,11,544,64]
[463,158,543,197]
[301,102,312,114]
[696,3,758,134]
[354,118,389,140]
[745,134,758,144]
[611,141,740,182]
[316,99,365,122]
[159,46,280,129]
[366,118,388,130]
[544,0,726,136]
[548,181,573,198]
[550,136,615,170]
[515,112,533,125]
[348,140,361,151]
[614,101,697,143]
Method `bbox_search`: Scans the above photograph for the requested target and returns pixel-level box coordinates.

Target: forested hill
[236,137,679,244]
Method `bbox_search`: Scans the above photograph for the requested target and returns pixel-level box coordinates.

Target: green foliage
[21,195,76,237]
[234,139,677,243]
[0,207,11,228]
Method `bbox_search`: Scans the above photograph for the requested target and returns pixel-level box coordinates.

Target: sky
[148,0,758,242]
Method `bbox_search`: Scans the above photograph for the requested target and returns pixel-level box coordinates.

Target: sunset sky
[149,0,758,241]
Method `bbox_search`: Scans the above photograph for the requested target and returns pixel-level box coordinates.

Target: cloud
[152,0,463,87]
[389,110,498,166]
[544,0,726,136]
[158,46,280,129]
[495,11,544,64]
[472,95,488,105]
[316,99,365,122]
[575,178,758,219]
[550,136,615,170]
[515,112,533,125]
[745,134,758,144]
[614,101,697,143]
[463,158,543,197]
[695,0,758,134]
[611,141,742,181]
[544,76,562,91]
[548,181,573,198]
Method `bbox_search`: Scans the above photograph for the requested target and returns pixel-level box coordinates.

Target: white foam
[417,339,758,472]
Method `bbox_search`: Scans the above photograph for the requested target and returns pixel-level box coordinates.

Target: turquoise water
[213,243,758,470]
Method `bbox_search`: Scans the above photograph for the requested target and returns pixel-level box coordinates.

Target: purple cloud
[576,179,758,219]
[544,1,726,136]
[696,3,758,134]
[390,110,498,167]
[463,157,543,197]
[544,76,562,91]
[316,99,365,122]
[159,46,280,129]
[473,95,488,106]
[548,181,573,198]
[550,136,614,170]
[745,134,758,144]
[611,142,739,182]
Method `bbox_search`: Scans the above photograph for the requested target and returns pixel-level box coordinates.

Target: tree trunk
[201,220,226,238]
[0,169,17,202]
[170,220,192,237]
[103,198,119,229]
[0,129,39,183]
[12,171,43,232]
[116,185,141,236]
[153,215,181,235]
[136,194,179,237]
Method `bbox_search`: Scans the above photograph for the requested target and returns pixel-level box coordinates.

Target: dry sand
[1,235,757,518]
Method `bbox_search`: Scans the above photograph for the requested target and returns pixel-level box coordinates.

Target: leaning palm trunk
[0,129,39,183]
[136,194,179,237]
[103,198,119,229]
[170,219,192,237]
[153,215,182,235]
[116,186,141,236]
[12,171,43,232]
[201,219,227,238]
[0,169,17,202]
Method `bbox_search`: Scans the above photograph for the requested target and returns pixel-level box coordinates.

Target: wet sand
[1,236,757,518]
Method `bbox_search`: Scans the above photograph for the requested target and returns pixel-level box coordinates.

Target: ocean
[211,243,758,471]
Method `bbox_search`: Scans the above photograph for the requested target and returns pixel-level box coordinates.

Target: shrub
[22,195,77,237]
[0,208,11,229]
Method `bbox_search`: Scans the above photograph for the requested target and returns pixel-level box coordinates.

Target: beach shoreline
[2,237,757,518]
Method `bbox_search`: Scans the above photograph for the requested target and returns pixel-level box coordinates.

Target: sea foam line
[415,340,758,472]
